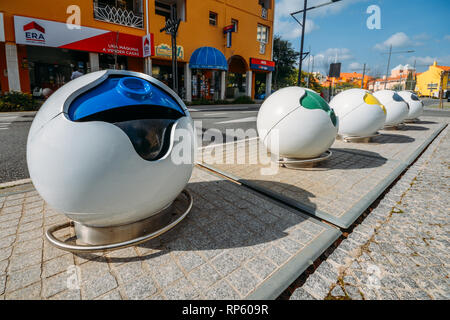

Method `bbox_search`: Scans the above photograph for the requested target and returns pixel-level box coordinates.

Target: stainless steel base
[277,150,332,169]
[337,132,380,143]
[74,203,174,246]
[45,189,193,253]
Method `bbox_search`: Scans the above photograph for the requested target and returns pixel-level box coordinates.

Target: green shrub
[0,91,39,112]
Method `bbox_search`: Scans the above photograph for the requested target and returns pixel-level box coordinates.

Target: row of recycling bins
[25,70,425,250]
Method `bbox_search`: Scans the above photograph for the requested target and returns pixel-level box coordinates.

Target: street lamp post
[382,45,414,89]
[291,0,342,86]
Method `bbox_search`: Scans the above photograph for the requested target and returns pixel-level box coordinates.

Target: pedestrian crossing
[0,115,18,130]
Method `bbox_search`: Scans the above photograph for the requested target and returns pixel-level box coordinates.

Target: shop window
[209,12,218,26]
[231,19,238,32]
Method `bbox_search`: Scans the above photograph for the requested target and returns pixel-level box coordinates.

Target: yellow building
[0,0,275,101]
[416,61,450,97]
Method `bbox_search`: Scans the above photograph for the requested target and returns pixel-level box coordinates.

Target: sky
[273,0,450,77]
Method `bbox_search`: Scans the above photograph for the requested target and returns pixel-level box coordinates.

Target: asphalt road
[0,105,260,183]
[1,101,449,184]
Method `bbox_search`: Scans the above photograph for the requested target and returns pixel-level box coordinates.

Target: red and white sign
[250,58,275,71]
[14,16,154,58]
[142,34,153,58]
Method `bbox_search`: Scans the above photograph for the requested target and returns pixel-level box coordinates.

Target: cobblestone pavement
[0,167,339,300]
[199,118,445,228]
[290,125,449,300]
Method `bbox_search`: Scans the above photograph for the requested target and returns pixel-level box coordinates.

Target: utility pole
[297,0,307,86]
[160,6,181,94]
[361,63,366,89]
[384,45,392,90]
[382,45,414,90]
[291,0,342,86]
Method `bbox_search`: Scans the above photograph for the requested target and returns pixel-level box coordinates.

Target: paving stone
[121,275,157,300]
[42,254,74,278]
[153,259,184,288]
[330,285,345,297]
[81,272,118,300]
[42,272,70,298]
[8,250,42,272]
[289,287,317,300]
[5,282,41,300]
[49,289,81,300]
[226,267,259,297]
[113,261,146,284]
[176,251,205,272]
[245,255,277,280]
[210,251,240,277]
[95,289,122,300]
[344,285,363,300]
[300,274,331,299]
[162,277,201,300]
[187,263,221,291]
[204,279,240,300]
[6,265,41,293]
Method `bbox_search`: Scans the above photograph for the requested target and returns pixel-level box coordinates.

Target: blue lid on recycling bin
[68,76,184,121]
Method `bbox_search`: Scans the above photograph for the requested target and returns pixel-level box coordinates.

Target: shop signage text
[250,58,275,72]
[155,43,184,59]
[14,16,154,58]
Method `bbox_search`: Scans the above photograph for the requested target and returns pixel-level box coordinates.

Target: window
[155,1,174,21]
[257,24,269,54]
[231,19,238,32]
[209,12,217,26]
[257,24,269,43]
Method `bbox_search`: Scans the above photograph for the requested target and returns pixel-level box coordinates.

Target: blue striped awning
[189,46,228,71]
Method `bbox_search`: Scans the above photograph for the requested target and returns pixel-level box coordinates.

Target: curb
[0,178,32,189]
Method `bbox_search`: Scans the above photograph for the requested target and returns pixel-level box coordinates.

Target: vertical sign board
[142,34,155,57]
[0,13,5,42]
[329,63,341,78]
[223,25,236,48]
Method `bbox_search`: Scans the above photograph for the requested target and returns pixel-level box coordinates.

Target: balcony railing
[94,3,143,29]
[261,7,268,19]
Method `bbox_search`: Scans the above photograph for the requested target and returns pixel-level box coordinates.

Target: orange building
[0,0,275,101]
[321,72,373,89]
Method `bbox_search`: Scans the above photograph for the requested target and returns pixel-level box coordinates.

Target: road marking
[198,136,259,150]
[202,112,228,116]
[215,116,257,124]
[0,116,18,131]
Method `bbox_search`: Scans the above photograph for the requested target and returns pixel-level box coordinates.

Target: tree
[273,35,300,89]
[405,71,416,91]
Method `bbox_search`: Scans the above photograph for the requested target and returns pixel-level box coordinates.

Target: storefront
[9,15,153,94]
[250,57,275,99]
[227,55,248,99]
[188,46,228,101]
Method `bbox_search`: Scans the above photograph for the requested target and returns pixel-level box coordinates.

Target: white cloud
[413,32,431,41]
[274,0,363,40]
[407,55,450,67]
[274,17,317,40]
[349,62,363,70]
[444,35,450,41]
[374,32,413,50]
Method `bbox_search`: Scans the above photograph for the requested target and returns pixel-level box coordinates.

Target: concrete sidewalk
[290,125,449,300]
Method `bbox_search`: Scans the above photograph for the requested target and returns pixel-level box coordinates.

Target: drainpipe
[144,0,152,75]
